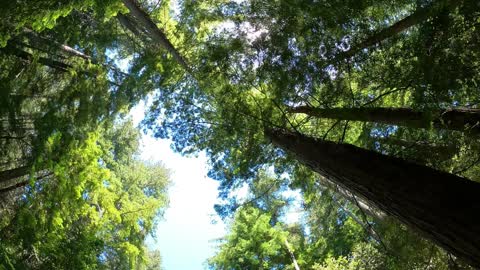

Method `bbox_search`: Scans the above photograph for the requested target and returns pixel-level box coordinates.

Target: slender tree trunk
[374,137,459,161]
[21,28,91,60]
[284,239,301,270]
[0,171,52,194]
[0,165,31,185]
[331,0,461,63]
[121,0,191,72]
[17,28,130,78]
[316,178,386,220]
[288,106,480,134]
[330,194,385,246]
[375,137,458,152]
[265,128,480,268]
[1,44,71,72]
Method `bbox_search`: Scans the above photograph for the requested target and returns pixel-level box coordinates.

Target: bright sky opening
[130,102,226,270]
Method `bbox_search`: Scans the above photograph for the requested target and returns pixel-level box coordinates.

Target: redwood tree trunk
[288,106,480,135]
[265,128,480,268]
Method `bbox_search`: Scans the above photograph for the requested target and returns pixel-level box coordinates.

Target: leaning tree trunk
[330,0,461,64]
[288,106,480,135]
[121,0,191,72]
[265,128,480,268]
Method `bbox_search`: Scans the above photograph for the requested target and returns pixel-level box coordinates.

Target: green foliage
[208,206,291,269]
[0,121,170,269]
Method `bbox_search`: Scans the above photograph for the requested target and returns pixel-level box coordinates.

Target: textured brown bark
[121,0,191,72]
[0,165,31,185]
[265,128,480,268]
[332,0,461,63]
[288,106,480,134]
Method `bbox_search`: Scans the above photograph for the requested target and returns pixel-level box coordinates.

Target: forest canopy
[1,0,480,269]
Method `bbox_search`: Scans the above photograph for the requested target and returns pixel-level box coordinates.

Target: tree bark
[331,0,461,63]
[265,128,480,268]
[0,171,53,194]
[121,0,191,72]
[288,106,480,135]
[0,180,29,194]
[0,165,31,185]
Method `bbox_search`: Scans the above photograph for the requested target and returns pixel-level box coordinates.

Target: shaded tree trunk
[0,165,31,185]
[331,0,461,63]
[0,171,52,194]
[17,28,130,78]
[288,106,480,134]
[316,177,387,221]
[375,137,458,153]
[21,28,91,60]
[0,179,29,194]
[265,128,480,268]
[374,136,459,162]
[1,44,71,72]
[121,0,191,72]
[330,193,386,248]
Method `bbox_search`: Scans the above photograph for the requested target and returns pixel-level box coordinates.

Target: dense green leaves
[0,121,169,269]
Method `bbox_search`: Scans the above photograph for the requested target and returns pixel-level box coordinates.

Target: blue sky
[131,103,226,269]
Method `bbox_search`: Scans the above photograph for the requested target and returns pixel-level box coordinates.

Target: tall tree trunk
[375,137,458,152]
[0,171,52,194]
[121,0,191,72]
[330,193,385,246]
[288,106,480,135]
[319,180,386,221]
[374,136,459,161]
[1,44,71,72]
[265,128,480,268]
[18,28,130,78]
[284,239,301,270]
[0,165,31,185]
[21,28,91,60]
[331,0,461,63]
